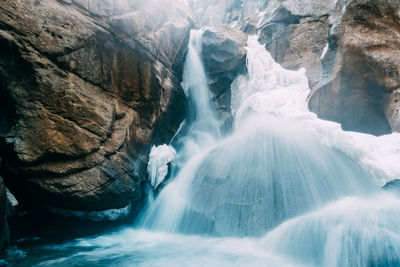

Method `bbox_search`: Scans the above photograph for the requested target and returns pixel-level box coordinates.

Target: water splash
[180,116,378,236]
[136,29,221,232]
[263,193,400,267]
[232,36,400,185]
[174,29,220,164]
[8,29,400,267]
[137,33,380,238]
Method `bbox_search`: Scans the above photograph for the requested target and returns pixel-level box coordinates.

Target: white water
[234,36,400,185]
[133,33,400,264]
[9,31,400,267]
[174,30,220,166]
[263,194,400,267]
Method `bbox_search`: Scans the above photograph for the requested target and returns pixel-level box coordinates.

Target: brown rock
[0,0,192,212]
[309,0,400,135]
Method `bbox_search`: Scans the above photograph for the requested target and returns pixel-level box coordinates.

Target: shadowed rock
[309,0,400,136]
[201,26,247,129]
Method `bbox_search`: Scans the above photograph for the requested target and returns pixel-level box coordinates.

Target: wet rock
[190,0,400,135]
[201,26,247,124]
[309,0,400,135]
[253,0,400,136]
[0,0,192,212]
[257,0,400,135]
[258,11,331,89]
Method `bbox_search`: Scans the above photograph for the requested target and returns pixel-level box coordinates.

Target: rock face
[308,0,400,136]
[257,1,334,89]
[201,26,247,124]
[190,0,400,136]
[257,0,400,135]
[0,0,192,212]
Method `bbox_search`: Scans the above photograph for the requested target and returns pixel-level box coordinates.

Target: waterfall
[136,29,221,232]
[262,194,400,267]
[11,30,400,267]
[134,31,400,264]
[172,29,220,164]
[137,32,381,237]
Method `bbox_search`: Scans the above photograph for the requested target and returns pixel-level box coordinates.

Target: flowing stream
[5,31,400,267]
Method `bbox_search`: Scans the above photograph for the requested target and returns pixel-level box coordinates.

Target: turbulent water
[5,32,400,267]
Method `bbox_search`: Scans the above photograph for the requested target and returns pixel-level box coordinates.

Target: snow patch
[147,144,176,190]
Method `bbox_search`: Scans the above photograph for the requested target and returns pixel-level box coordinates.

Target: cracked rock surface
[0,0,192,211]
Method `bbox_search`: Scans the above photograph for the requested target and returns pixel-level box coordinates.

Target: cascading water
[7,32,400,267]
[137,33,379,238]
[169,29,220,166]
[262,194,400,267]
[136,29,221,233]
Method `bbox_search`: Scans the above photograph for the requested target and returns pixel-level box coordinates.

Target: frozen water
[147,145,176,190]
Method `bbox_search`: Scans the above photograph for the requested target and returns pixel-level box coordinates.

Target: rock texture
[257,1,334,89]
[201,26,247,125]
[309,0,400,135]
[257,0,400,135]
[190,0,400,136]
[0,0,192,212]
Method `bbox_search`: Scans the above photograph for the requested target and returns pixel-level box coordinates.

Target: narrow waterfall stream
[6,31,400,267]
[137,30,221,233]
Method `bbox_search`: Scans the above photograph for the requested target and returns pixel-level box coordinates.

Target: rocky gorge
[1,0,400,262]
[0,0,193,249]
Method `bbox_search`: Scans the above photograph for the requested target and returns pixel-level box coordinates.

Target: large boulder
[308,0,400,136]
[201,26,247,125]
[0,0,192,212]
